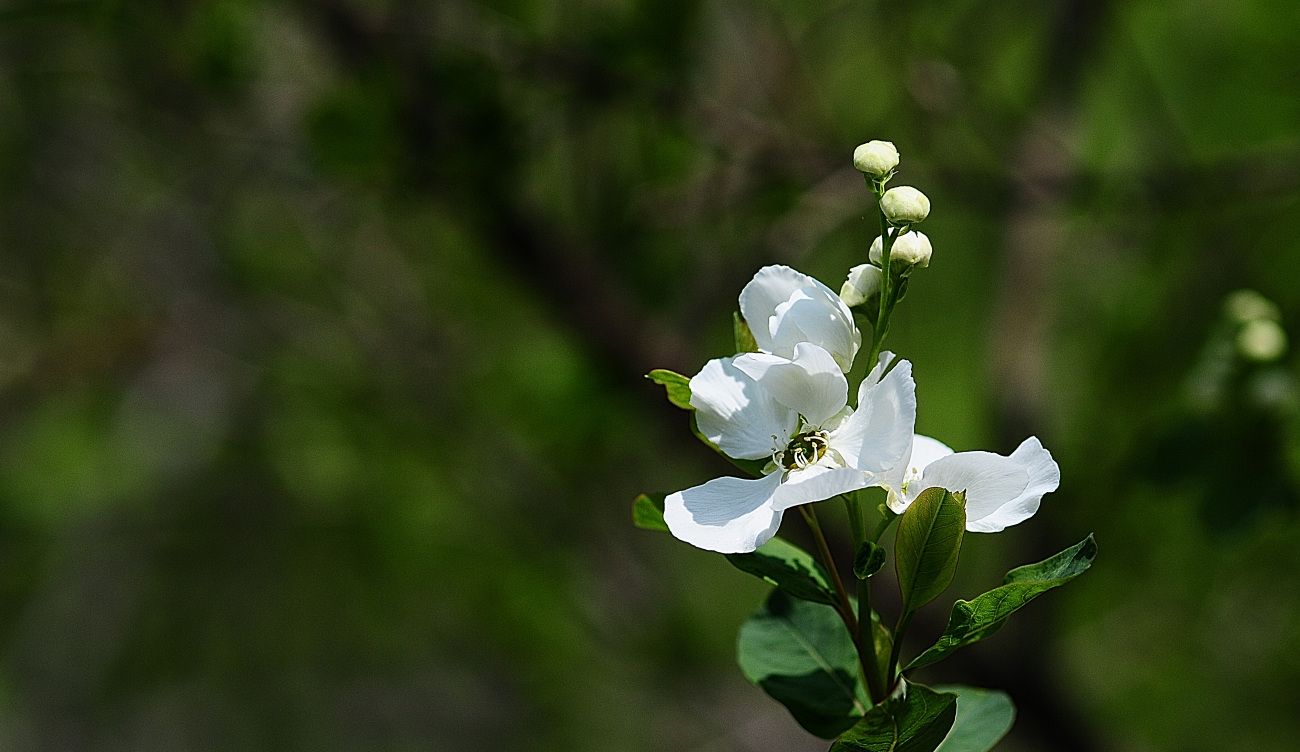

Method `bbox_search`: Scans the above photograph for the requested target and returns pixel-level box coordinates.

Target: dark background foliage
[0,0,1297,749]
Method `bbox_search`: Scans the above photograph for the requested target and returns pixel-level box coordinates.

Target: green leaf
[727,537,836,605]
[737,589,867,739]
[854,541,887,579]
[688,413,769,477]
[906,535,1097,672]
[895,488,966,614]
[632,493,669,532]
[932,685,1015,752]
[733,311,760,353]
[830,682,958,752]
[647,369,693,410]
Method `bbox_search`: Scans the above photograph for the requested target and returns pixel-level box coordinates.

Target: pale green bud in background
[1237,319,1288,362]
[880,186,930,224]
[869,231,932,268]
[853,140,899,177]
[840,264,882,307]
[1225,289,1281,324]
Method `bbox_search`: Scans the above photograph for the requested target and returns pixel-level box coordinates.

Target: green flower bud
[880,186,930,224]
[853,141,899,177]
[1237,319,1288,362]
[840,264,882,307]
[1225,289,1281,324]
[869,231,932,268]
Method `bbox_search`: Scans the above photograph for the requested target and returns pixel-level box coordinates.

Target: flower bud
[1237,319,1288,362]
[840,264,882,307]
[1225,289,1281,324]
[853,141,899,177]
[869,231,932,268]
[880,186,930,224]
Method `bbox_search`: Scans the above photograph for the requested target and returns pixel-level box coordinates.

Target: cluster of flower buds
[841,141,933,310]
[1227,289,1288,363]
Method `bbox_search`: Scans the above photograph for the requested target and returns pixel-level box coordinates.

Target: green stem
[888,609,915,688]
[870,508,898,544]
[856,571,886,703]
[798,506,857,634]
[863,182,899,368]
[843,494,865,550]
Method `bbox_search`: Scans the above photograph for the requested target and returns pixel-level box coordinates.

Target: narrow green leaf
[830,682,958,752]
[906,535,1097,672]
[733,311,759,353]
[647,369,693,410]
[895,488,966,614]
[632,493,669,532]
[728,537,836,605]
[854,541,887,579]
[737,590,867,738]
[932,685,1015,752]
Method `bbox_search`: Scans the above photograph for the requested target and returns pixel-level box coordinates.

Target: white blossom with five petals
[881,434,1061,532]
[739,265,861,372]
[664,349,916,553]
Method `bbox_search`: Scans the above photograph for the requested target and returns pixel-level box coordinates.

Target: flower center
[777,430,830,470]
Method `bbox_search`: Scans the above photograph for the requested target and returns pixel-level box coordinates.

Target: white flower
[739,265,861,372]
[880,186,931,224]
[664,349,917,553]
[853,140,899,177]
[882,435,1060,533]
[869,232,932,268]
[841,264,882,307]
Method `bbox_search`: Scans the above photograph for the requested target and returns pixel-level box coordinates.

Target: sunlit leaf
[734,311,760,353]
[907,535,1096,671]
[647,369,692,410]
[632,493,669,532]
[895,488,966,614]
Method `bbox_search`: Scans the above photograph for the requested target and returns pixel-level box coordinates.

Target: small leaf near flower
[647,369,692,410]
[632,493,669,532]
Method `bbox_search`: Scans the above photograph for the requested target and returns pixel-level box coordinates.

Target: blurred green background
[0,0,1298,750]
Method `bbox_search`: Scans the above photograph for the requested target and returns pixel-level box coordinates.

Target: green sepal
[647,369,692,410]
[733,311,760,353]
[689,413,769,477]
[854,541,887,579]
[737,589,868,739]
[829,681,958,752]
[632,493,669,532]
[727,537,836,605]
[895,488,966,614]
[931,685,1015,752]
[906,535,1097,672]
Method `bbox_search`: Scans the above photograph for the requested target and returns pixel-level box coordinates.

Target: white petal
[664,473,786,553]
[907,438,1060,533]
[859,350,896,391]
[739,265,860,371]
[909,435,955,475]
[966,437,1060,532]
[831,358,917,475]
[771,464,872,512]
[769,286,861,372]
[690,357,798,460]
[738,265,813,355]
[733,343,848,427]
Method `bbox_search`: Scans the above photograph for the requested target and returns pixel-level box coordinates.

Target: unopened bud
[840,264,882,307]
[869,231,932,268]
[880,186,930,224]
[1237,319,1288,362]
[853,141,899,177]
[1225,289,1281,324]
